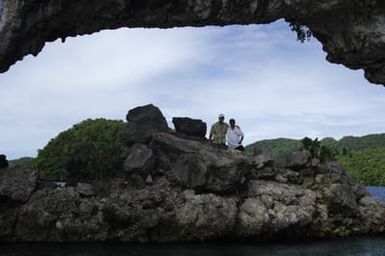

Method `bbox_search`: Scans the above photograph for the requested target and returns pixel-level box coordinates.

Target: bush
[301,137,337,163]
[35,118,127,182]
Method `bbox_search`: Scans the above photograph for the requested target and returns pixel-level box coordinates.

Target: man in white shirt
[226,118,244,151]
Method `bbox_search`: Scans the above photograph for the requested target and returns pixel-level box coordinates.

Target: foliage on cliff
[246,133,385,186]
[35,118,127,182]
[337,148,385,186]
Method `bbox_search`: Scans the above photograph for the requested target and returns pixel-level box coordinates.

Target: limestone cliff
[0,105,384,242]
[0,0,385,86]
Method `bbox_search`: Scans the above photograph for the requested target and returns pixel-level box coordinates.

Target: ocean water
[1,187,385,256]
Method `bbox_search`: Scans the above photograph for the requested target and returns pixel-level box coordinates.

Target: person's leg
[235,145,245,151]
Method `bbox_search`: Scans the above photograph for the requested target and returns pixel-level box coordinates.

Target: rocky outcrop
[125,104,169,144]
[0,1,385,86]
[0,154,8,169]
[172,117,207,138]
[0,167,37,203]
[123,143,155,178]
[1,105,385,242]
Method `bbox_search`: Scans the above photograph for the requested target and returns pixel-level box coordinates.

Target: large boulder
[166,150,253,193]
[149,132,211,169]
[172,117,207,138]
[285,150,312,170]
[323,183,358,214]
[123,144,155,178]
[125,104,169,144]
[0,167,37,203]
[0,155,8,169]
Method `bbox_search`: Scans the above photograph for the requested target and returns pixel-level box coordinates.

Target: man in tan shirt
[209,114,229,149]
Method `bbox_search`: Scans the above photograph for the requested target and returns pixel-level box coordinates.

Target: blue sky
[0,20,384,159]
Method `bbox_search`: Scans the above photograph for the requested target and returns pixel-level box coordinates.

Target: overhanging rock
[0,0,384,86]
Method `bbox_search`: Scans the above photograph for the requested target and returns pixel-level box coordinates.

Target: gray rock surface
[0,167,37,203]
[76,183,95,197]
[125,104,168,144]
[0,1,385,86]
[123,144,155,178]
[172,117,207,138]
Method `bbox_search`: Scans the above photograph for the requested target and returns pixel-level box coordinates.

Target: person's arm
[238,127,244,145]
[209,125,214,142]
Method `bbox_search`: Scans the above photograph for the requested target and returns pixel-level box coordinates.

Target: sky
[0,20,384,159]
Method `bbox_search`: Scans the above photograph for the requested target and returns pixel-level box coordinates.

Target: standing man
[226,118,244,151]
[209,114,229,149]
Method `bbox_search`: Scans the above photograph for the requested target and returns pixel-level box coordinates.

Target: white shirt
[226,126,244,149]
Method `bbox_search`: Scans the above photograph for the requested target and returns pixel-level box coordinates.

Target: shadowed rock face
[0,0,385,86]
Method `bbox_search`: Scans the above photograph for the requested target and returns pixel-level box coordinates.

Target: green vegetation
[289,22,312,43]
[247,133,385,186]
[337,148,385,186]
[35,118,127,182]
[8,157,35,169]
[301,137,337,163]
[246,138,302,158]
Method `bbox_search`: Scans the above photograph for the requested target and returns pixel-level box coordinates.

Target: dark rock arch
[0,0,384,86]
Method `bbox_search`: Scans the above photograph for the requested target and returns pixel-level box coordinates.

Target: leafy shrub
[35,118,127,182]
[301,137,337,163]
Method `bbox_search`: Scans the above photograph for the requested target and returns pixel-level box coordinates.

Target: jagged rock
[102,199,134,224]
[249,167,276,181]
[123,144,155,178]
[237,198,269,236]
[172,117,207,138]
[286,151,311,170]
[254,154,273,169]
[76,183,95,197]
[323,183,358,214]
[175,190,237,240]
[166,153,207,189]
[167,149,253,193]
[274,168,302,184]
[15,187,81,241]
[149,132,211,169]
[0,155,8,169]
[0,208,17,239]
[125,104,168,144]
[0,167,37,203]
[248,181,316,208]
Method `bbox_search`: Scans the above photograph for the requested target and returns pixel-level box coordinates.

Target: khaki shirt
[210,122,229,144]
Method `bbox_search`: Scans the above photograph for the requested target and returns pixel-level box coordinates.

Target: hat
[218,114,224,118]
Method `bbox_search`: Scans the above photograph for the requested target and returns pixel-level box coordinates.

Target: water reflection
[2,237,385,256]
